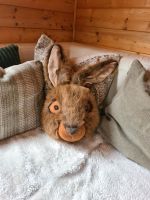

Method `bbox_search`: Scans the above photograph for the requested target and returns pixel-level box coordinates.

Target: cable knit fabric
[0,61,44,140]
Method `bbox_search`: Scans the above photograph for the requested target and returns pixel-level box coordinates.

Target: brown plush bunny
[39,41,118,142]
[144,70,150,95]
[40,45,99,142]
[41,83,99,142]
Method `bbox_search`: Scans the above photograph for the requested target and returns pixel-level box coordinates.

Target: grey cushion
[100,60,150,170]
[0,61,44,140]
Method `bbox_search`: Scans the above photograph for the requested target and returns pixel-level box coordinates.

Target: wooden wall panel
[75,0,150,54]
[0,27,72,43]
[78,0,150,9]
[0,0,74,12]
[77,8,150,32]
[0,0,74,43]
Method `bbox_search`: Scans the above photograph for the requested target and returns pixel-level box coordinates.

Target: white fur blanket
[0,128,150,200]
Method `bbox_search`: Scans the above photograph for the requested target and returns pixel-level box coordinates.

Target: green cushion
[0,44,21,68]
[100,60,150,170]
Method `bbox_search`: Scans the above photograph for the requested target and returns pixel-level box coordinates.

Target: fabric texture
[0,127,150,200]
[72,55,120,107]
[100,60,150,170]
[34,34,55,90]
[0,44,21,68]
[0,60,44,140]
[34,34,121,108]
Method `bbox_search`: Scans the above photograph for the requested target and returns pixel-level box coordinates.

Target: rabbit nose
[65,125,78,135]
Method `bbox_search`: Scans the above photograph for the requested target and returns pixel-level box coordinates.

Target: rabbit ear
[47,44,64,87]
[43,44,74,89]
[46,44,74,87]
[72,59,118,88]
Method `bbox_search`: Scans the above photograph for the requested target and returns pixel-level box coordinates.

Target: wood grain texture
[0,5,73,30]
[75,0,150,54]
[75,27,150,54]
[0,0,74,12]
[0,1,74,43]
[77,8,150,32]
[78,0,150,8]
[0,27,72,43]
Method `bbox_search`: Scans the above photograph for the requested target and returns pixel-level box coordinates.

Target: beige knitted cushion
[73,55,120,108]
[0,60,44,140]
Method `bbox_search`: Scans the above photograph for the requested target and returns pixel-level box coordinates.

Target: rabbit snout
[64,124,84,135]
[65,126,77,135]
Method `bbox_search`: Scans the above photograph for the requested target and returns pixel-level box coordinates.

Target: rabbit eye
[85,101,93,113]
[49,101,60,114]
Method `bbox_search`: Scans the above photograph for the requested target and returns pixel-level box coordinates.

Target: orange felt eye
[49,101,60,114]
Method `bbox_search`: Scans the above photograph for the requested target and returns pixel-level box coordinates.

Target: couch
[0,42,150,200]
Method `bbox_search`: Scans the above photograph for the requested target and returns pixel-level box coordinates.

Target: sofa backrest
[61,42,150,91]
[1,42,150,90]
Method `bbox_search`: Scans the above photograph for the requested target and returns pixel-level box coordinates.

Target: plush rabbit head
[40,44,118,142]
[41,83,99,142]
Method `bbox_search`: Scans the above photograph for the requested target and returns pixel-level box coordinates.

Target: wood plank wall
[75,0,150,54]
[0,0,74,43]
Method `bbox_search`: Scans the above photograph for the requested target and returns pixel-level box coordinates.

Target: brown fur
[40,44,116,142]
[41,84,100,140]
[143,70,150,95]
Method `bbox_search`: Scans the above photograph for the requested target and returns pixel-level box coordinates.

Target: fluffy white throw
[0,128,150,200]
